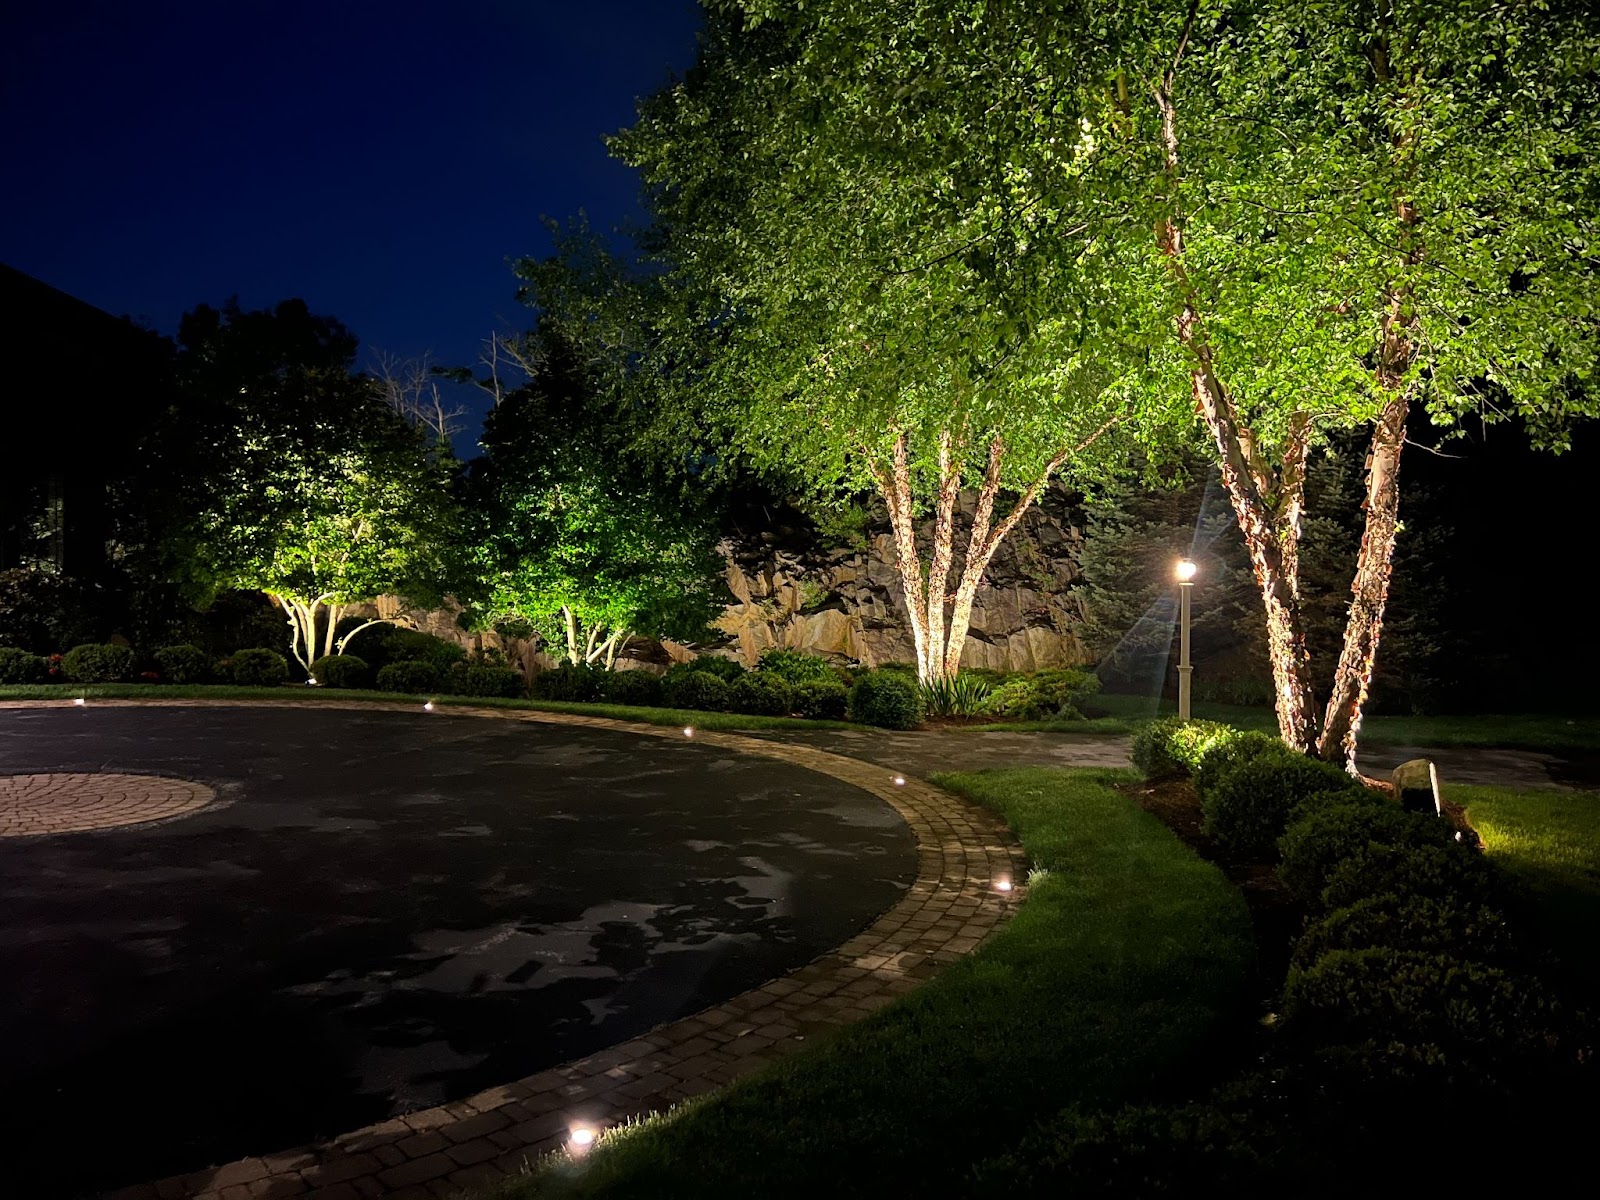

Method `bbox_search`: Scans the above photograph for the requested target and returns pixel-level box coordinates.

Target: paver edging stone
[1,698,1026,1200]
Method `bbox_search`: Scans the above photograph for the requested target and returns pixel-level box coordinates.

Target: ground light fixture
[423,701,435,711]
[891,775,906,787]
[682,726,695,738]
[994,877,1014,893]
[73,697,86,706]
[305,677,318,687]
[569,1125,598,1153]
[1175,558,1197,720]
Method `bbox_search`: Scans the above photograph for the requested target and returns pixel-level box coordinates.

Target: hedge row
[995,720,1591,1191]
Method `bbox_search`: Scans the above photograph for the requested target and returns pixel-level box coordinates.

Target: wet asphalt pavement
[0,707,914,1194]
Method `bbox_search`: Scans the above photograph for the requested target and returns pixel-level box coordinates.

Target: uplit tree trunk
[869,422,1115,685]
[1151,11,1320,751]
[558,604,630,669]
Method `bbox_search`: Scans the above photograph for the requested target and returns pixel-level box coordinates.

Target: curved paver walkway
[0,700,1024,1200]
[0,771,216,836]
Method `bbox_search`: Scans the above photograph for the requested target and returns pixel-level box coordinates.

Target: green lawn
[0,684,856,732]
[1454,783,1600,989]
[486,768,1253,1199]
[1085,692,1600,752]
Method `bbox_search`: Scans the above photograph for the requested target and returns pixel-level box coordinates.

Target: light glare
[683,726,695,738]
[892,775,906,787]
[1175,559,1198,582]
[569,1125,598,1150]
[73,697,86,707]
[423,701,435,711]
[994,878,1014,893]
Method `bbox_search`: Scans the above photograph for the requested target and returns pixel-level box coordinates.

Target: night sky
[1,1,703,450]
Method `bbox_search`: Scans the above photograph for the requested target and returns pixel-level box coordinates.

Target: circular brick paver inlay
[0,772,216,837]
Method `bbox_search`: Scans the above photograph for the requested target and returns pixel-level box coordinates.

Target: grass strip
[488,768,1253,1199]
[1454,783,1600,988]
[0,684,857,731]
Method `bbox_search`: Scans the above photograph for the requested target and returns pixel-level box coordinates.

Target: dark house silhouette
[0,264,170,580]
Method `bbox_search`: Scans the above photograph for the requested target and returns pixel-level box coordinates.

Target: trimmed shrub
[979,668,1099,720]
[310,654,370,689]
[1131,717,1234,780]
[0,646,48,684]
[378,628,466,669]
[445,660,526,698]
[531,662,606,702]
[730,673,796,716]
[1193,730,1294,798]
[1321,841,1499,911]
[61,642,135,683]
[229,647,289,687]
[794,679,849,720]
[1292,893,1518,970]
[661,669,733,711]
[600,669,665,707]
[1282,948,1565,1070]
[375,660,443,693]
[1201,754,1366,858]
[755,648,838,685]
[1278,802,1456,903]
[153,644,213,684]
[676,655,747,682]
[850,670,924,729]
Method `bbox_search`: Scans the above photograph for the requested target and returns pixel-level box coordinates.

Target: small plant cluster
[1004,720,1594,1191]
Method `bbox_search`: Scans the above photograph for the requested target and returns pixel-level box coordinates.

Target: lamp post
[1175,558,1197,720]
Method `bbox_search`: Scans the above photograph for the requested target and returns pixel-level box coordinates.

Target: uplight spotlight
[892,775,906,787]
[569,1125,598,1152]
[683,726,695,738]
[994,877,1014,893]
[73,697,86,707]
[423,701,435,712]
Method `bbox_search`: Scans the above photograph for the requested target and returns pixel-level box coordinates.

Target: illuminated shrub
[1292,893,1517,970]
[980,668,1099,720]
[310,654,370,689]
[661,668,733,711]
[1131,717,1235,780]
[153,644,213,684]
[229,647,289,687]
[1193,730,1293,798]
[920,672,994,717]
[850,671,924,729]
[730,673,795,716]
[794,679,849,720]
[374,660,443,693]
[376,627,465,670]
[531,663,606,702]
[61,643,135,684]
[673,655,747,682]
[599,669,664,707]
[0,647,49,684]
[1278,802,1453,903]
[1201,755,1365,858]
[756,648,838,685]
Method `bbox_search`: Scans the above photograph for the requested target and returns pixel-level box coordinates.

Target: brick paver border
[3,699,1026,1200]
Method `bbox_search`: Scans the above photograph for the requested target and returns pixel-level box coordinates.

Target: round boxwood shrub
[229,647,289,687]
[379,627,466,670]
[850,670,924,729]
[0,646,48,684]
[1278,801,1457,903]
[1131,716,1235,780]
[1321,841,1499,911]
[1282,947,1565,1069]
[375,660,443,693]
[310,654,370,689]
[61,642,135,684]
[531,662,606,702]
[755,648,837,685]
[661,669,733,711]
[153,644,213,684]
[599,669,664,707]
[671,655,747,683]
[1292,892,1518,970]
[1201,753,1367,859]
[1192,730,1294,798]
[445,661,526,698]
[730,673,795,716]
[794,679,849,720]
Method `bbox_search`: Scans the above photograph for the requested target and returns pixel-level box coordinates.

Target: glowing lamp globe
[1175,559,1198,583]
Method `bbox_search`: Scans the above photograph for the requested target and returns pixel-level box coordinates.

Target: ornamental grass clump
[919,671,994,717]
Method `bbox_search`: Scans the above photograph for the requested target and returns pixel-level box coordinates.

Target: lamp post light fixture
[1175,558,1197,720]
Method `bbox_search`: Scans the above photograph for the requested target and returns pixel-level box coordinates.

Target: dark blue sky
[1,1,703,450]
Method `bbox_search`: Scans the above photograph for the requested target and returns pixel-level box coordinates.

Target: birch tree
[613,7,1133,683]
